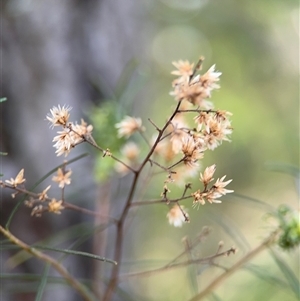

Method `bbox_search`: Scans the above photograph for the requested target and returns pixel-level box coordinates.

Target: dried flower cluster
[192,164,233,207]
[114,58,233,227]
[1,166,73,216]
[1,57,233,228]
[46,105,93,156]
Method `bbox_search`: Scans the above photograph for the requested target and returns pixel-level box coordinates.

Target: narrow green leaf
[245,263,289,289]
[269,249,300,299]
[228,193,274,211]
[206,208,251,251]
[209,293,223,301]
[34,245,117,265]
[35,263,51,301]
[5,221,112,268]
[265,162,300,178]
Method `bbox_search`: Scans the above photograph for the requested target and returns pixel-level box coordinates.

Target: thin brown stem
[68,125,136,173]
[148,159,176,173]
[177,109,217,114]
[0,225,97,301]
[103,100,183,300]
[1,183,116,220]
[64,202,117,222]
[187,231,278,301]
[130,195,192,207]
[165,227,211,268]
[102,172,139,301]
[119,247,236,281]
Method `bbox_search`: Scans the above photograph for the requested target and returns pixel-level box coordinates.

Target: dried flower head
[172,164,200,186]
[46,105,72,128]
[213,176,234,197]
[167,204,189,227]
[52,168,72,188]
[52,128,74,157]
[200,164,216,186]
[121,142,140,161]
[193,165,233,206]
[38,185,51,201]
[170,62,221,108]
[71,119,93,142]
[181,136,205,167]
[48,199,64,214]
[199,64,222,94]
[203,115,232,150]
[115,116,145,138]
[31,205,44,217]
[169,116,190,154]
[171,60,194,81]
[5,169,26,187]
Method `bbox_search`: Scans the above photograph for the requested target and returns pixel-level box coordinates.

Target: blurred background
[1,0,299,301]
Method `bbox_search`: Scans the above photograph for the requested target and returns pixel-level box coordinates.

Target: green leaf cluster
[88,102,125,181]
[276,205,300,250]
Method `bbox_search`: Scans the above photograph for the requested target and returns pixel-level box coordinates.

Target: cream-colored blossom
[48,199,64,214]
[171,60,194,80]
[194,111,211,130]
[203,116,232,150]
[192,173,233,205]
[52,128,74,156]
[38,185,51,201]
[213,176,234,196]
[115,160,131,175]
[5,169,26,187]
[192,190,206,206]
[170,63,221,108]
[171,81,210,107]
[115,116,144,138]
[200,164,216,186]
[167,204,189,227]
[46,105,72,128]
[52,168,72,188]
[52,120,93,157]
[71,119,93,143]
[181,136,205,167]
[31,205,44,217]
[169,117,190,154]
[199,64,222,94]
[121,142,140,161]
[115,142,140,176]
[215,110,233,122]
[172,164,200,186]
[151,134,177,162]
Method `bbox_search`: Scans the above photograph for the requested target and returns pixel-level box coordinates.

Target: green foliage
[270,249,300,300]
[275,205,300,250]
[89,102,126,181]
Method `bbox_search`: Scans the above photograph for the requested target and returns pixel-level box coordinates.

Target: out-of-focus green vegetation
[92,1,298,300]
